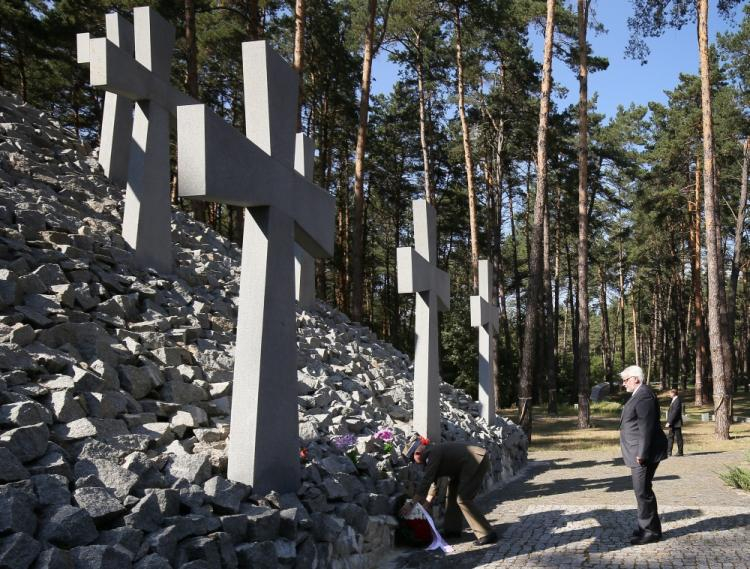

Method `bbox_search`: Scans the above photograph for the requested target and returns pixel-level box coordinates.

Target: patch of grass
[719,466,750,491]
[498,390,750,453]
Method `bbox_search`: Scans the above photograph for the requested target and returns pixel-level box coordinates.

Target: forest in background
[2,0,750,440]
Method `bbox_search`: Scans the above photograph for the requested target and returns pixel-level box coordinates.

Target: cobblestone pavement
[385,449,750,568]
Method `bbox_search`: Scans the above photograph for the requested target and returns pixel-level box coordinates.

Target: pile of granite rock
[0,90,528,569]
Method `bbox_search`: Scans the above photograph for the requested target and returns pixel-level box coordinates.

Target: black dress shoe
[443,530,462,539]
[632,527,644,538]
[630,532,661,545]
[474,531,498,546]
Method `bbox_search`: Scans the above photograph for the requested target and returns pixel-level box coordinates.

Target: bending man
[402,437,497,546]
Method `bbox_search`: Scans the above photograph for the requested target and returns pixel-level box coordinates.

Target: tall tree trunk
[518,0,555,437]
[599,265,612,385]
[454,5,479,291]
[350,0,378,323]
[544,201,558,414]
[690,160,707,406]
[508,184,522,343]
[728,139,749,365]
[698,0,731,438]
[576,0,590,428]
[414,32,433,204]
[618,242,627,369]
[293,0,306,132]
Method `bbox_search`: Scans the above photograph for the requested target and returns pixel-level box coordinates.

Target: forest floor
[385,390,750,568]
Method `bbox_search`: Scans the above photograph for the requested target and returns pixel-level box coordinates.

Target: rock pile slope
[0,90,528,569]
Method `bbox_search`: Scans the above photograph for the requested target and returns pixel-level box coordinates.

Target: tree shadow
[386,507,749,568]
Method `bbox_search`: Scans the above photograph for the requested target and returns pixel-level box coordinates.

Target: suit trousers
[667,427,683,455]
[631,462,661,536]
[443,454,493,539]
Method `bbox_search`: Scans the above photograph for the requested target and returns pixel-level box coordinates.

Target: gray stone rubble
[0,90,528,568]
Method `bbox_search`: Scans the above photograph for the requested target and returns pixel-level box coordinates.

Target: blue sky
[371,2,745,121]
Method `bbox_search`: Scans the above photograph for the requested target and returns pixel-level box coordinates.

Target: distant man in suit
[666,388,684,456]
[401,437,497,546]
[619,365,669,545]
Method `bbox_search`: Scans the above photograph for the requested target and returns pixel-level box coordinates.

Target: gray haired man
[619,365,668,545]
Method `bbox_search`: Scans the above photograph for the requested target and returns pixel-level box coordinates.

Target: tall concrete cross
[397,199,450,442]
[77,13,134,186]
[77,7,196,274]
[176,41,334,494]
[471,259,499,426]
[294,134,316,309]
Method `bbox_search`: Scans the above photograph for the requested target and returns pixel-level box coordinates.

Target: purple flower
[374,428,393,441]
[333,434,356,450]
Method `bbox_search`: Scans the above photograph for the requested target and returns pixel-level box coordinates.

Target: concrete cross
[77,7,196,274]
[176,41,334,494]
[77,13,134,186]
[397,199,450,442]
[294,134,316,309]
[471,259,499,426]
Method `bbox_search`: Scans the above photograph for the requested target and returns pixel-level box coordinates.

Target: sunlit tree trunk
[454,4,479,291]
[293,0,306,132]
[576,0,591,428]
[698,0,731,438]
[518,0,555,437]
[351,0,377,323]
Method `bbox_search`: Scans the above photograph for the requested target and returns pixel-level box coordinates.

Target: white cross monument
[397,199,450,442]
[294,135,317,309]
[471,259,499,425]
[77,13,134,186]
[77,7,197,274]
[176,41,334,494]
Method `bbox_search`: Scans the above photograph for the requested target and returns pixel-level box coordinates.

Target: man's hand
[399,501,414,517]
[665,423,670,428]
[636,456,646,466]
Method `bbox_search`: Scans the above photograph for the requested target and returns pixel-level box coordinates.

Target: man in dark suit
[619,365,669,545]
[666,388,684,456]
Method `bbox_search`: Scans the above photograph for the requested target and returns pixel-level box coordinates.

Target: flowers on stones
[374,428,394,441]
[332,433,357,451]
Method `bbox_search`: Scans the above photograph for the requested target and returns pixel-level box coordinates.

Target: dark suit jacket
[619,384,668,467]
[667,396,683,428]
[416,442,487,497]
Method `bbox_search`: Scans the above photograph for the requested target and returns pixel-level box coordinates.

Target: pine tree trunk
[454,5,479,291]
[576,0,590,429]
[544,201,558,414]
[728,139,749,365]
[351,0,377,323]
[698,0,731,438]
[599,265,612,385]
[508,185,522,344]
[293,0,306,132]
[414,33,433,204]
[518,0,555,437]
[691,160,707,406]
[618,242,626,370]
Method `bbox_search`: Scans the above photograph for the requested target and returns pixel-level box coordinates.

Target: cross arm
[85,37,195,113]
[471,296,499,331]
[176,104,334,258]
[397,247,450,311]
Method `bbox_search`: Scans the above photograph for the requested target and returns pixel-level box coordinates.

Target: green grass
[719,465,750,491]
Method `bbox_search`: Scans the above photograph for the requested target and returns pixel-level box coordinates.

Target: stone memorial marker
[176,41,334,493]
[471,259,499,426]
[78,7,196,274]
[294,134,316,309]
[77,13,134,186]
[397,199,450,441]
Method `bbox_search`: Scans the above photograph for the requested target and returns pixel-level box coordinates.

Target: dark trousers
[631,462,661,536]
[667,427,683,456]
[443,455,493,539]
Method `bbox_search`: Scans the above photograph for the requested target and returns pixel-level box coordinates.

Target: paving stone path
[386,449,750,568]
